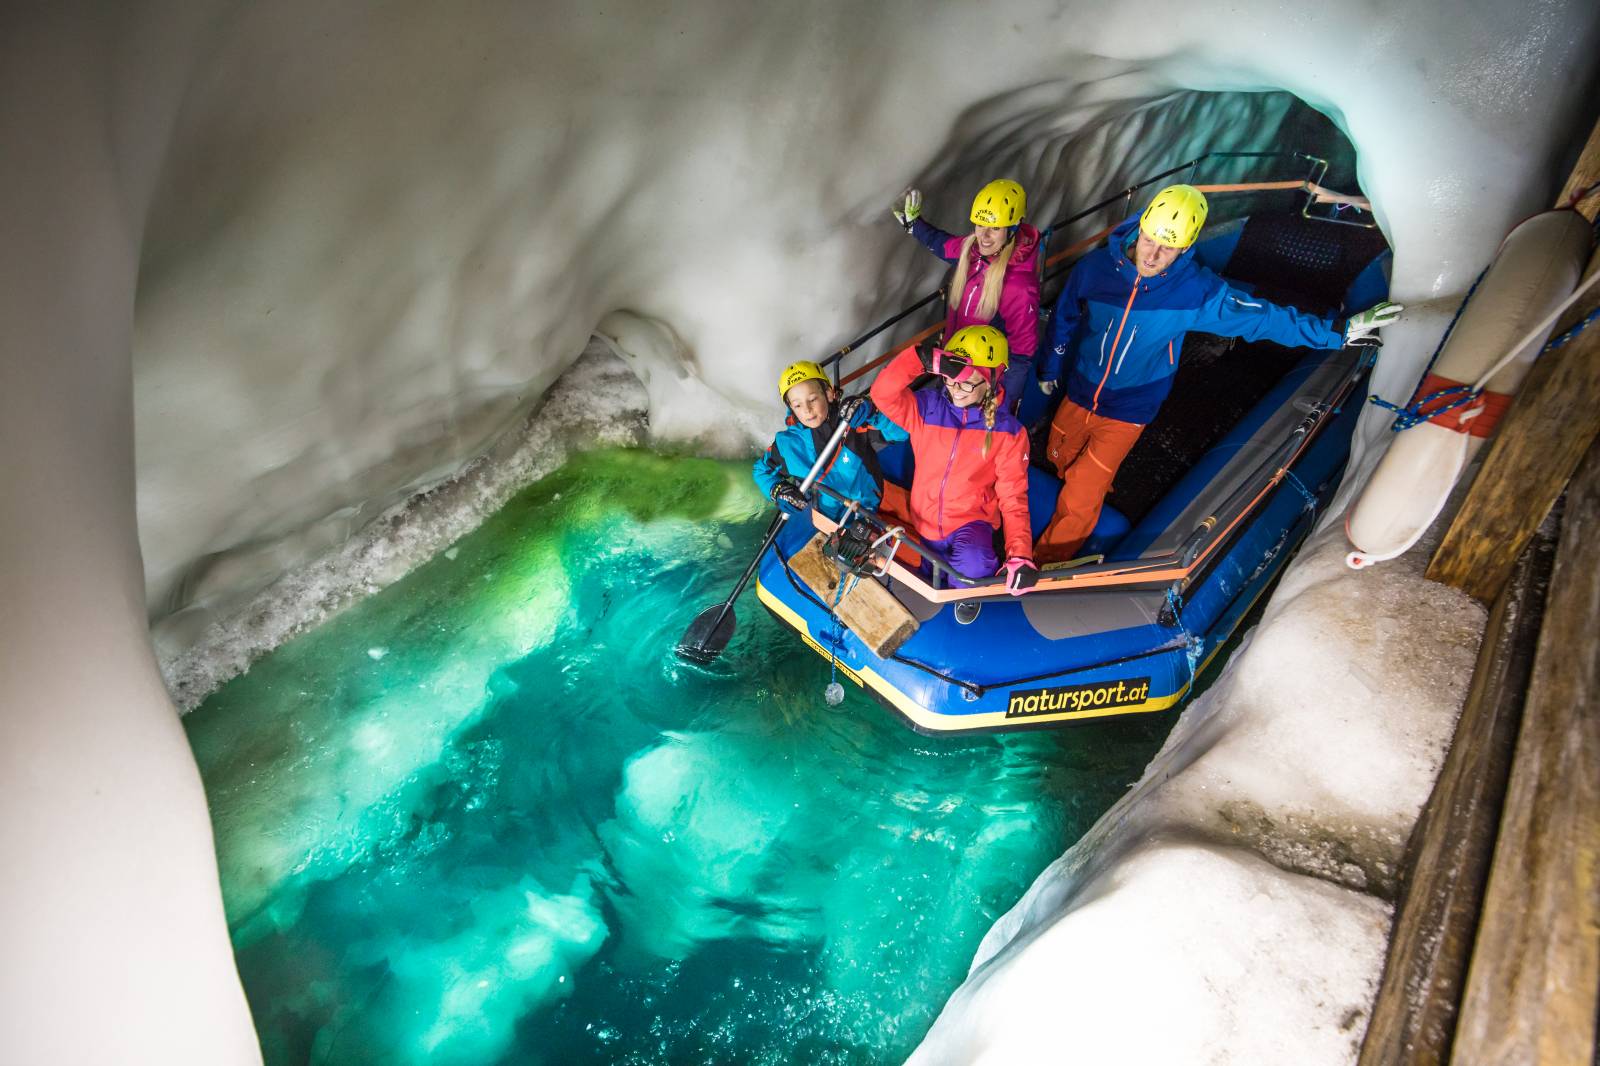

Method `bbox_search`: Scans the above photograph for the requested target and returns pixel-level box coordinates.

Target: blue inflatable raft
[754,211,1386,734]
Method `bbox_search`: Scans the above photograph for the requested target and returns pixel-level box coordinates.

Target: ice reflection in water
[185,449,1176,1065]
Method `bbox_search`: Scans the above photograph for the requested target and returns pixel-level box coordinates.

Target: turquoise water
[185,449,1178,1065]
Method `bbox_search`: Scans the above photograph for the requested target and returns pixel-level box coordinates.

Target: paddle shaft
[694,415,855,640]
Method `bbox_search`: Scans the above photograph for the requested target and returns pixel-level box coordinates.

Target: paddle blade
[676,603,737,664]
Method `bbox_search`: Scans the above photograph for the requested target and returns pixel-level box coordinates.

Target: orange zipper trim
[1092,281,1139,412]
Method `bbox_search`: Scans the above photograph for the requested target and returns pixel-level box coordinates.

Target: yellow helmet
[969,179,1026,228]
[1139,184,1208,249]
[777,360,830,400]
[943,325,1010,369]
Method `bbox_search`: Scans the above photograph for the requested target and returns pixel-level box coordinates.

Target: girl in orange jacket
[870,326,1037,593]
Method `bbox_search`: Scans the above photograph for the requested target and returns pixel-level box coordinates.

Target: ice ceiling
[1,0,1596,1062]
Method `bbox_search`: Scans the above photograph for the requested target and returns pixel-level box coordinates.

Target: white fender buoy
[1345,210,1593,569]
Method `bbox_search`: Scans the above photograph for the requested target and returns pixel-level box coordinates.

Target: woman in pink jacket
[894,178,1042,409]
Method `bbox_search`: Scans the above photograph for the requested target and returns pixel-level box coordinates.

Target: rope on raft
[1370,258,1600,433]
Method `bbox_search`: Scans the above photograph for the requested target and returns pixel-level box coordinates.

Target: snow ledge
[158,347,649,711]
[911,522,1487,1064]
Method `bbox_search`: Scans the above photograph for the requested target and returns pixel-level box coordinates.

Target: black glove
[771,477,808,515]
[1001,556,1039,596]
[915,337,938,373]
[835,395,870,426]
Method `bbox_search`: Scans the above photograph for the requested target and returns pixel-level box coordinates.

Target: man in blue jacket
[1033,184,1400,563]
[753,360,908,522]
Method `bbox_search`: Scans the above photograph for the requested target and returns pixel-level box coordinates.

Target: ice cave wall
[2,1,1599,1063]
[133,0,1600,669]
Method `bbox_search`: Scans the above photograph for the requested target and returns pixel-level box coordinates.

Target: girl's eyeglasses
[932,348,996,393]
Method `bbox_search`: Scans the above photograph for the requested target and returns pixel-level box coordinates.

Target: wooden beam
[787,533,918,657]
[1556,111,1600,221]
[1425,240,1600,601]
[1451,441,1600,1065]
[1357,518,1558,1066]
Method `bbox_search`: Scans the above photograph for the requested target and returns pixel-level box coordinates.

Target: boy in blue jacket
[1034,184,1401,562]
[753,360,908,521]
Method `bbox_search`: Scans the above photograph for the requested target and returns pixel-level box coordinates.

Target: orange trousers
[1035,400,1145,564]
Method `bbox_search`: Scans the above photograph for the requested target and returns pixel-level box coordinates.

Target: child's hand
[836,395,869,425]
[771,478,808,515]
[1000,556,1039,595]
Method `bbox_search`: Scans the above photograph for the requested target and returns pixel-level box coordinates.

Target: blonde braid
[981,389,998,457]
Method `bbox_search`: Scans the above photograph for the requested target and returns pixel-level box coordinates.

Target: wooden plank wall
[1362,444,1600,1064]
[1357,517,1559,1065]
[1450,442,1600,1064]
[1353,110,1600,1066]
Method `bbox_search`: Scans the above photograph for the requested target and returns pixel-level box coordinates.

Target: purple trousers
[922,519,999,583]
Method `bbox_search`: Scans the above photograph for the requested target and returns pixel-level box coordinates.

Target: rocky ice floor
[160,347,649,711]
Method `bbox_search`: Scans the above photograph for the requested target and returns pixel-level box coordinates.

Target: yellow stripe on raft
[756,579,1203,732]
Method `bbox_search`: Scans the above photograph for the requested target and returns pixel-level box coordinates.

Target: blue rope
[1369,384,1479,432]
[821,571,860,702]
[1542,302,1600,353]
[1367,263,1600,433]
[1421,265,1489,377]
[1283,468,1318,510]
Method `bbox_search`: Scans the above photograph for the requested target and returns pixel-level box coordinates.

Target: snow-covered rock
[910,526,1487,1063]
[912,841,1391,1066]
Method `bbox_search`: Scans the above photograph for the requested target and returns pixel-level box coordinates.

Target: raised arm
[909,218,964,263]
[894,187,965,263]
[869,344,928,433]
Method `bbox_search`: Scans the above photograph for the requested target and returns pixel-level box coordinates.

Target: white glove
[1344,300,1403,346]
[1038,379,1058,396]
[893,188,923,232]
